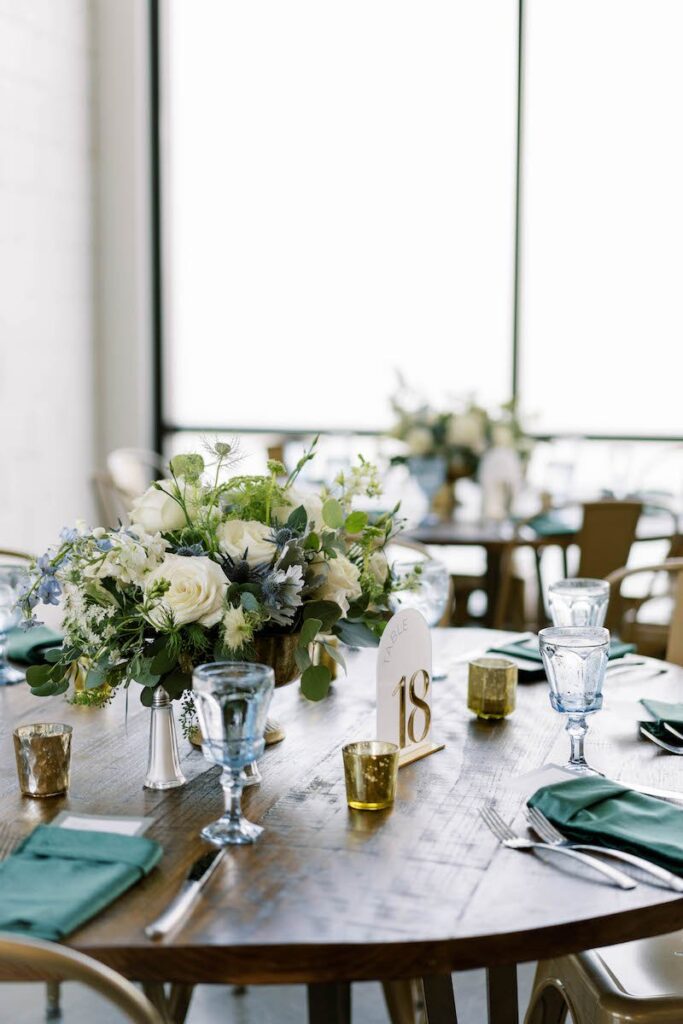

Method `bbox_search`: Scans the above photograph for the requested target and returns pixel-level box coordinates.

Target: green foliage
[300,664,332,700]
[322,499,344,529]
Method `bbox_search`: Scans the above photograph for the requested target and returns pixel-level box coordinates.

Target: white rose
[406,426,434,456]
[447,412,485,450]
[368,551,389,585]
[314,554,362,616]
[130,481,186,533]
[274,488,325,532]
[216,519,277,567]
[144,554,226,628]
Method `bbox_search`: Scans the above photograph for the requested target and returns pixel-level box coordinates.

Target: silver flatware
[526,806,683,892]
[480,805,636,889]
[145,849,225,940]
[0,825,19,860]
[639,726,683,755]
[664,722,683,742]
[617,779,683,805]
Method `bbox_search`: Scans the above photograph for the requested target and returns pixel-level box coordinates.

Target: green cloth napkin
[640,699,683,725]
[6,626,62,665]
[0,825,162,941]
[488,637,636,663]
[526,513,576,537]
[528,776,683,875]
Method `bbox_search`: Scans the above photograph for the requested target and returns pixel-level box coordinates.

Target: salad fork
[479,805,636,889]
[526,806,683,892]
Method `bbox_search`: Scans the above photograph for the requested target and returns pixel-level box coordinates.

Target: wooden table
[408,514,676,626]
[2,627,683,1024]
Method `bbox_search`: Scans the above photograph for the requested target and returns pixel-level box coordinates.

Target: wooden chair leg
[307,982,351,1024]
[382,978,424,1024]
[142,983,194,1024]
[523,983,569,1024]
[487,965,519,1024]
[422,974,458,1023]
[45,981,61,1020]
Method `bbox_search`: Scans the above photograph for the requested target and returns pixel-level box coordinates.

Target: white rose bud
[273,488,325,532]
[216,519,277,567]
[368,551,389,586]
[129,481,186,534]
[145,554,226,628]
[314,554,362,616]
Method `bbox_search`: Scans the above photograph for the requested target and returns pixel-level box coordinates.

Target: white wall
[0,0,153,554]
[0,0,95,554]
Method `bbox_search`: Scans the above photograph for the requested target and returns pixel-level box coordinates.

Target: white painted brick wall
[0,0,95,554]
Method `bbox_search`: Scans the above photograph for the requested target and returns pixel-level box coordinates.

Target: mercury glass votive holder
[467,658,518,720]
[342,741,399,811]
[13,723,72,798]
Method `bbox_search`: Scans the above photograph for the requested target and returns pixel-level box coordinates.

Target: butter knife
[145,849,225,940]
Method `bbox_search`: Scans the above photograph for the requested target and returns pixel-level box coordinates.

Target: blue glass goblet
[539,626,609,775]
[192,662,274,845]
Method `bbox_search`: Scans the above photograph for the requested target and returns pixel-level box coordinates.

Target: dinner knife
[145,849,225,940]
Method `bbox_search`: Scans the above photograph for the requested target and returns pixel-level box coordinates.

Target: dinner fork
[479,804,636,889]
[526,806,683,892]
[640,725,683,755]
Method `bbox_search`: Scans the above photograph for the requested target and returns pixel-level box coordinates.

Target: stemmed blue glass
[408,456,447,525]
[192,662,274,845]
[0,565,30,686]
[539,626,609,775]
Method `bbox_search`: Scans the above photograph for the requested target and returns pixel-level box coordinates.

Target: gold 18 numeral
[392,669,431,748]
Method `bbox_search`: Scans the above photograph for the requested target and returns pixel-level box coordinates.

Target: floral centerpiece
[20,441,403,712]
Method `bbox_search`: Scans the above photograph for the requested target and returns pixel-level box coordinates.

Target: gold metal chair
[606,558,683,666]
[0,933,163,1023]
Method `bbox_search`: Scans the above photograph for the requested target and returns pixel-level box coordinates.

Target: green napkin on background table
[640,699,683,726]
[6,626,62,665]
[488,637,636,663]
[528,776,683,875]
[0,825,161,941]
[525,513,577,537]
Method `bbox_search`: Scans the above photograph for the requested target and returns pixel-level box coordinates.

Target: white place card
[376,609,444,767]
[51,812,153,836]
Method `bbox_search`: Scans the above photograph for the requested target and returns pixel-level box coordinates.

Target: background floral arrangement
[390,386,531,477]
[21,440,403,707]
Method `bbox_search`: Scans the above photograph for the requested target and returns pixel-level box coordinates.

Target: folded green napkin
[488,637,635,663]
[6,626,62,665]
[528,776,683,874]
[0,825,161,941]
[640,699,683,725]
[526,513,576,537]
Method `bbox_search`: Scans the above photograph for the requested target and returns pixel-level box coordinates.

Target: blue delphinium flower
[37,576,61,606]
[60,527,79,543]
[96,538,113,552]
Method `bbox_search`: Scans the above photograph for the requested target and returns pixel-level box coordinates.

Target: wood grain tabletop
[2,628,682,986]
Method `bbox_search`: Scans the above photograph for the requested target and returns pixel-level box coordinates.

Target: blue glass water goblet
[539,626,609,775]
[192,662,275,845]
[548,578,609,628]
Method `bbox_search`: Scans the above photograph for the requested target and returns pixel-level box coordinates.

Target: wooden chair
[606,558,683,666]
[0,933,162,1023]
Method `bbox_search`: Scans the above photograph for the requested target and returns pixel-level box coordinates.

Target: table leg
[486,965,519,1024]
[142,983,194,1024]
[307,982,351,1024]
[485,549,504,628]
[422,974,458,1023]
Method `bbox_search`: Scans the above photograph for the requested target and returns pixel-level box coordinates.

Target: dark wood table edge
[45,897,683,985]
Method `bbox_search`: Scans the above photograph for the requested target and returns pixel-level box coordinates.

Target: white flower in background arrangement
[314,554,362,616]
[216,520,277,567]
[144,554,227,628]
[405,426,434,457]
[222,604,253,651]
[491,423,515,448]
[447,412,486,451]
[368,551,389,586]
[129,481,187,533]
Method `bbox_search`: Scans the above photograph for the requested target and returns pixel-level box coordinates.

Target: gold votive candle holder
[467,658,517,720]
[13,723,73,798]
[342,741,399,811]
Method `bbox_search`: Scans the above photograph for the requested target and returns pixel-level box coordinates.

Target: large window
[161,0,518,434]
[519,0,683,437]
[158,0,683,443]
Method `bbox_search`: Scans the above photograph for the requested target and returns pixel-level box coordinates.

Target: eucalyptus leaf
[136,659,161,688]
[295,646,311,673]
[240,591,259,612]
[139,686,154,707]
[303,600,342,631]
[44,648,64,664]
[322,498,344,529]
[85,665,109,690]
[162,671,192,700]
[345,510,368,534]
[299,617,323,647]
[335,619,381,648]
[300,664,332,701]
[26,664,52,686]
[304,531,320,551]
[320,641,347,672]
[150,643,177,676]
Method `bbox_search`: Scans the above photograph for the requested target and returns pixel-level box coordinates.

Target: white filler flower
[314,554,362,616]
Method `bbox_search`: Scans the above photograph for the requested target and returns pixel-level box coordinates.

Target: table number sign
[376,609,444,767]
